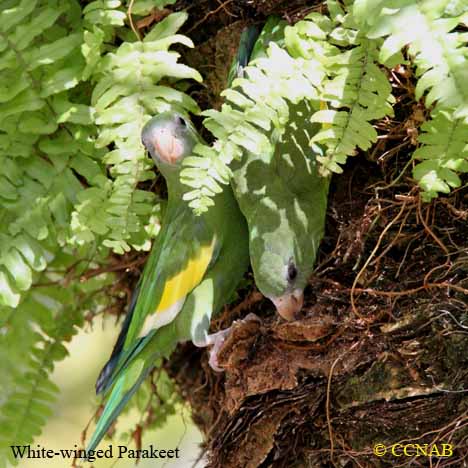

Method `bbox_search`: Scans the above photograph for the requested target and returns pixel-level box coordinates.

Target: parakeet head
[141,112,198,175]
[251,228,307,321]
[267,260,305,322]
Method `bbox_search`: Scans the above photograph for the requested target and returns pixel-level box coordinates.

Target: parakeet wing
[97,201,218,394]
[125,203,217,342]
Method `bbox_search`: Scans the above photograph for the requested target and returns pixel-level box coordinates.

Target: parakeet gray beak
[269,288,304,321]
[151,128,184,165]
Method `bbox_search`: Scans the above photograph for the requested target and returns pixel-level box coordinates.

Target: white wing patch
[139,297,185,337]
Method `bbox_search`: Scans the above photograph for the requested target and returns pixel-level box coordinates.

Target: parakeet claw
[204,313,261,372]
[205,329,230,372]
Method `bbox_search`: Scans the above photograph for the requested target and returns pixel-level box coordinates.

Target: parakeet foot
[199,313,261,372]
[204,328,231,372]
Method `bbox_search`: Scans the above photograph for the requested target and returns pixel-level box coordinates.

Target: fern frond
[354,0,468,118]
[412,109,468,200]
[353,0,468,197]
[306,5,395,175]
[124,0,177,16]
[0,0,91,307]
[83,0,127,29]
[0,265,112,466]
[181,10,397,210]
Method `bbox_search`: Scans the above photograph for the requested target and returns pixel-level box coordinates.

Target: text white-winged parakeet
[86,112,249,452]
[229,19,330,320]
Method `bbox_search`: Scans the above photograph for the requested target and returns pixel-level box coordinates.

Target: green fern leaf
[354,0,468,118]
[412,109,468,200]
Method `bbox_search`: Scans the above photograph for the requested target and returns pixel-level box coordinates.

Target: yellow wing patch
[156,240,216,314]
[138,238,216,337]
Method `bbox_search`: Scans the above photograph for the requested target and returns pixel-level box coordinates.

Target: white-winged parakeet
[229,19,330,320]
[86,112,249,452]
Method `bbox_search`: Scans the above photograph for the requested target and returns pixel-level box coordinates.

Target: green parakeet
[229,19,330,320]
[86,112,249,453]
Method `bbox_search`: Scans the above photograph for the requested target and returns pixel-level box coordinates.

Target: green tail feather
[86,366,152,455]
[95,288,139,394]
[87,326,177,453]
[227,24,260,86]
[97,333,150,396]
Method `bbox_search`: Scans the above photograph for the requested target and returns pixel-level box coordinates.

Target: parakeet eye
[287,261,298,282]
[175,116,186,127]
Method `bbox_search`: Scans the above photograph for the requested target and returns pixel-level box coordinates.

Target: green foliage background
[0,0,466,466]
